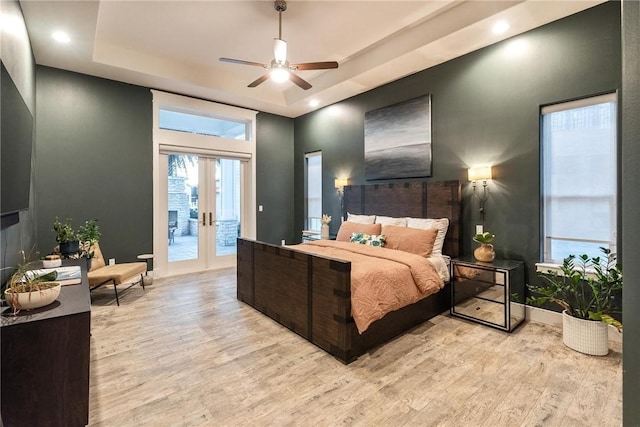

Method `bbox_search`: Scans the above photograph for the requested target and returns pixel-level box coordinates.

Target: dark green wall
[294,2,621,285]
[34,67,295,261]
[256,112,295,244]
[35,67,153,262]
[622,0,640,424]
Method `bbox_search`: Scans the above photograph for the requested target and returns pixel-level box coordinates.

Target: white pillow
[375,215,407,227]
[347,212,376,224]
[406,217,449,256]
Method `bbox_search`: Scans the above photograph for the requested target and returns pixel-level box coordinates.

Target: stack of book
[24,266,82,286]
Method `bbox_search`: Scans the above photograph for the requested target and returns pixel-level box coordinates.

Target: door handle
[202,212,206,226]
[209,212,213,226]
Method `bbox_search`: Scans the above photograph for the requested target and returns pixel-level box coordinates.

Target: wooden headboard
[342,180,461,258]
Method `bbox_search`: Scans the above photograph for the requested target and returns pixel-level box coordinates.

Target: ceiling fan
[219,0,338,90]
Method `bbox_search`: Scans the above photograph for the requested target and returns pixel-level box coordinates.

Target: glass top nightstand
[450,256,526,332]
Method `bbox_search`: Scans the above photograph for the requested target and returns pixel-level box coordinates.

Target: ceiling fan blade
[248,74,271,88]
[274,38,287,64]
[220,57,268,68]
[289,73,312,90]
[292,61,339,71]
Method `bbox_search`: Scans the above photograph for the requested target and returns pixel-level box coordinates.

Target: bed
[237,180,461,364]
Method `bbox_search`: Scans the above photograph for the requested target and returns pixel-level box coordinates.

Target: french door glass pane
[168,153,199,262]
[216,158,241,256]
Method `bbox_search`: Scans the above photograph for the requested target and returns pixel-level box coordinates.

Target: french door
[160,152,243,276]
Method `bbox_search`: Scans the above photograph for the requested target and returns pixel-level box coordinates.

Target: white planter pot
[562,310,609,356]
[4,283,62,311]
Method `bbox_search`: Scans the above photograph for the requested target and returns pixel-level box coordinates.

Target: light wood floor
[88,268,622,426]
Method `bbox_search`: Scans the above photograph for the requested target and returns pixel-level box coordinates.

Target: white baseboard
[523,305,622,344]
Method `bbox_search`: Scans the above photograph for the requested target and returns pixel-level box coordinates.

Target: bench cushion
[88,262,146,286]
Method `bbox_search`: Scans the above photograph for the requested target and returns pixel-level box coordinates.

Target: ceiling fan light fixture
[274,38,287,64]
[270,67,290,83]
[220,0,337,90]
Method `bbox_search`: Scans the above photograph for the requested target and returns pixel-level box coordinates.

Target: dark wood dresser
[1,259,91,427]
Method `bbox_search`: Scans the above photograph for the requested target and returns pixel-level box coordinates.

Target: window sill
[535,262,598,278]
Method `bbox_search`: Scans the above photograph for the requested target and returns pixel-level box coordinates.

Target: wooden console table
[1,259,91,427]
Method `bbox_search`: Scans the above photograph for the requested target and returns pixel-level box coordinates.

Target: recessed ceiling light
[52,31,70,43]
[0,13,22,36]
[309,99,319,107]
[492,21,509,35]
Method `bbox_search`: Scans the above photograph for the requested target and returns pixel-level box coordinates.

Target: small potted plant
[2,250,61,315]
[473,231,495,262]
[77,219,101,269]
[53,217,79,255]
[528,247,622,355]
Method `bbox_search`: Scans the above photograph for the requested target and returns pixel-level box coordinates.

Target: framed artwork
[364,94,432,180]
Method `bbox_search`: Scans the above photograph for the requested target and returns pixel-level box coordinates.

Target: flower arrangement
[322,214,332,225]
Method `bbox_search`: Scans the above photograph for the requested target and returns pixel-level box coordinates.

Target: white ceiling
[19,0,604,118]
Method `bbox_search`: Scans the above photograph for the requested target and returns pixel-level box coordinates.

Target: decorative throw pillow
[336,221,382,242]
[374,215,407,227]
[346,212,376,224]
[382,224,438,257]
[350,233,386,247]
[405,217,449,256]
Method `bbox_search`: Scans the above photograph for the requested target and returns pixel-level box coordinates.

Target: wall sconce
[468,167,493,217]
[334,178,349,212]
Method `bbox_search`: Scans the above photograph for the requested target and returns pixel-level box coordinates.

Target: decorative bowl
[4,282,62,311]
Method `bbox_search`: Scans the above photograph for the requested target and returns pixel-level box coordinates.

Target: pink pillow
[382,225,438,257]
[336,222,382,242]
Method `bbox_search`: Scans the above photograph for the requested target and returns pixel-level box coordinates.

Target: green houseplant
[528,247,622,355]
[2,251,61,315]
[472,231,495,262]
[53,217,79,255]
[77,219,101,260]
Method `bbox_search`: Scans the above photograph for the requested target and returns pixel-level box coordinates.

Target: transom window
[159,109,248,140]
[541,93,617,263]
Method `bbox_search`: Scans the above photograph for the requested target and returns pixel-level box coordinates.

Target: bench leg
[113,281,120,306]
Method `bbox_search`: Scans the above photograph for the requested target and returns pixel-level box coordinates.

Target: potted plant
[53,217,79,255]
[77,219,101,269]
[528,247,622,356]
[2,251,62,315]
[473,231,495,262]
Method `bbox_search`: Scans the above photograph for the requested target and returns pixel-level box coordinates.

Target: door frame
[152,90,257,278]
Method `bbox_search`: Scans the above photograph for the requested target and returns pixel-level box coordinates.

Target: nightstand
[301,231,336,242]
[450,256,525,332]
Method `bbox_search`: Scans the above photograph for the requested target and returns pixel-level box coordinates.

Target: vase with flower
[321,214,332,239]
[473,231,495,262]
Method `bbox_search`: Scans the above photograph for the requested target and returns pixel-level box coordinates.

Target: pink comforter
[291,240,444,333]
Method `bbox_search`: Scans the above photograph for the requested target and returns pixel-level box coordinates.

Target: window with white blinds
[541,93,617,263]
[305,152,322,232]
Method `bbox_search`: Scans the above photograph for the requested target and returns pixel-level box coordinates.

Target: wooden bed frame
[237,180,461,364]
